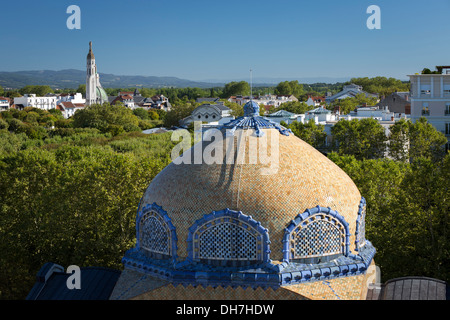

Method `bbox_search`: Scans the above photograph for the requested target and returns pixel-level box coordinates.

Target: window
[140,212,169,255]
[443,85,450,95]
[420,85,431,96]
[422,103,430,116]
[283,206,349,263]
[137,203,177,260]
[445,103,450,116]
[188,209,270,266]
[446,123,450,135]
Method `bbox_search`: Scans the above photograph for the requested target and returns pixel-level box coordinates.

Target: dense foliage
[0,128,176,299]
[347,77,410,97]
[331,118,388,160]
[329,153,449,283]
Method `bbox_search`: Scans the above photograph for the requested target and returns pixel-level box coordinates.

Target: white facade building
[0,97,10,111]
[14,94,57,110]
[57,92,85,105]
[325,84,378,103]
[408,67,450,151]
[57,102,85,119]
[228,94,298,108]
[182,102,234,127]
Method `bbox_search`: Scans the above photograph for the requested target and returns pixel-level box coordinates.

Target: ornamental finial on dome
[243,100,260,117]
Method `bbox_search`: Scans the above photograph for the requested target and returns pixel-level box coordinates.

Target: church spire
[87,41,95,60]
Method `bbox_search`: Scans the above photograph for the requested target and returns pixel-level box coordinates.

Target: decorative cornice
[122,202,376,290]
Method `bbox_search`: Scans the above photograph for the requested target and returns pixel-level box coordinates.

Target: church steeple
[87,41,95,60]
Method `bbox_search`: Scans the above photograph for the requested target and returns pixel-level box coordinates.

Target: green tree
[288,119,327,149]
[274,80,304,98]
[163,101,196,127]
[76,84,86,95]
[0,119,8,131]
[408,117,447,162]
[133,108,149,120]
[277,101,314,114]
[388,118,410,162]
[348,77,410,97]
[221,81,250,98]
[331,118,387,159]
[72,103,140,133]
[0,131,175,299]
[19,85,54,96]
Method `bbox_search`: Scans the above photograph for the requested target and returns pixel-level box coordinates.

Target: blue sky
[1,0,450,82]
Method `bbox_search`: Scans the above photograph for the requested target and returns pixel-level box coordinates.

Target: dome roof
[96,86,108,102]
[138,127,363,261]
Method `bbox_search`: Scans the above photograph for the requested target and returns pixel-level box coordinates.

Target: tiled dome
[138,127,363,261]
[117,122,376,299]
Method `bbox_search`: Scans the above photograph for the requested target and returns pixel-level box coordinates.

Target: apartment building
[408,66,450,151]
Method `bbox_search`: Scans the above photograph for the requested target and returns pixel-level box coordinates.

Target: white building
[408,66,450,151]
[305,106,337,123]
[306,96,326,107]
[181,102,234,127]
[57,102,85,119]
[228,94,298,108]
[86,41,107,106]
[0,97,10,112]
[57,92,85,105]
[325,84,378,103]
[284,105,409,150]
[14,94,57,111]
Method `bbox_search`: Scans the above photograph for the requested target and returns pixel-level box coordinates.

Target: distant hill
[0,69,222,90]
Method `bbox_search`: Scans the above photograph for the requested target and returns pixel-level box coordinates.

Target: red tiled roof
[61,101,76,109]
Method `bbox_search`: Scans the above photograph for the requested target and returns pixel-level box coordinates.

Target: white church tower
[86,41,107,106]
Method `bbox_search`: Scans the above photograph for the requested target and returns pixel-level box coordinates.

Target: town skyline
[2,0,450,82]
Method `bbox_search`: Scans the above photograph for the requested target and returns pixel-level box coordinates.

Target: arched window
[283,206,350,263]
[187,209,270,267]
[136,203,177,260]
[355,198,367,251]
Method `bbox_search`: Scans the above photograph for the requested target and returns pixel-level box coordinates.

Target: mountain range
[0,69,221,90]
[0,69,352,90]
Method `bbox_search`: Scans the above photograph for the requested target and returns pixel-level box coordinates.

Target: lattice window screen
[139,211,170,256]
[195,218,260,261]
[291,215,344,259]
